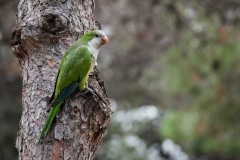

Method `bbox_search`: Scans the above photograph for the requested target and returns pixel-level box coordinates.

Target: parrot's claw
[82,82,108,104]
[82,87,97,97]
[81,86,108,105]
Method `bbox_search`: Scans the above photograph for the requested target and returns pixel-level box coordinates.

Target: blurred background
[0,0,240,159]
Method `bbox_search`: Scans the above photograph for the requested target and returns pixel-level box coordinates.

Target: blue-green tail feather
[37,80,80,144]
[37,103,62,144]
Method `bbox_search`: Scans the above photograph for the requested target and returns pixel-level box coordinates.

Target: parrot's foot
[81,87,97,97]
[81,87,109,105]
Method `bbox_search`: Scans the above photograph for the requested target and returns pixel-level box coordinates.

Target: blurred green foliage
[159,14,240,158]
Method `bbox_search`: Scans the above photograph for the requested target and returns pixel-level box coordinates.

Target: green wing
[55,47,92,94]
[38,47,92,143]
[51,79,80,106]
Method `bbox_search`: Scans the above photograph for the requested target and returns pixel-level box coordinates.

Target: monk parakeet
[38,30,109,143]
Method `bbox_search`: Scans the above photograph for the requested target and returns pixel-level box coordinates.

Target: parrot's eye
[95,34,100,38]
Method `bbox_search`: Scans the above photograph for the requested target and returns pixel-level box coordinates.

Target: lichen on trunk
[10,0,112,159]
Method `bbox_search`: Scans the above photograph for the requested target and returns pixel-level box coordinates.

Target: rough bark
[10,0,112,159]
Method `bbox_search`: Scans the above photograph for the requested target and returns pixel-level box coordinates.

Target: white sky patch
[112,105,160,132]
[124,135,146,156]
[113,105,159,123]
[147,146,163,160]
[162,139,189,160]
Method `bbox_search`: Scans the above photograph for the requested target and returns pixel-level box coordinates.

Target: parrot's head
[83,30,109,48]
[81,30,109,61]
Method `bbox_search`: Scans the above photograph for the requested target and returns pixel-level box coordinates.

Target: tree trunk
[10,0,112,159]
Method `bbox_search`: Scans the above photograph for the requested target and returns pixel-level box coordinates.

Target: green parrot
[38,30,109,143]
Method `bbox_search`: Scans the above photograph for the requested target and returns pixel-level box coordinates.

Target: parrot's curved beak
[101,36,109,45]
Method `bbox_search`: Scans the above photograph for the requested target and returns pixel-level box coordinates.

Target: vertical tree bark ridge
[10,0,112,159]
